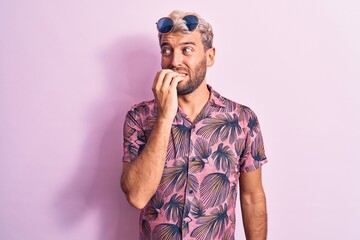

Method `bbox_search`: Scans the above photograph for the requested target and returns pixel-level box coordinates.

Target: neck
[178,81,210,122]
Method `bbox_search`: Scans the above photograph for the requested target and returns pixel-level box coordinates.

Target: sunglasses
[156,15,199,33]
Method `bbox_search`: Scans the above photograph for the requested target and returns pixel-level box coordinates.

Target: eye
[183,47,193,54]
[161,48,172,56]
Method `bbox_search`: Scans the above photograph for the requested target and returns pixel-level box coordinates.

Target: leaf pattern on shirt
[164,194,184,224]
[247,112,260,137]
[212,143,236,172]
[196,113,242,146]
[144,192,164,221]
[235,104,254,122]
[194,138,212,159]
[190,204,229,240]
[182,200,192,236]
[152,223,182,240]
[200,173,230,209]
[160,158,188,197]
[169,124,191,158]
[191,196,206,219]
[187,174,199,195]
[223,212,236,240]
[251,133,267,161]
[122,86,268,239]
[190,156,207,173]
[234,138,245,157]
[141,219,151,240]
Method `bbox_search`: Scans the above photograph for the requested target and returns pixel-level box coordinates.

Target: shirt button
[189,189,193,194]
[191,157,196,162]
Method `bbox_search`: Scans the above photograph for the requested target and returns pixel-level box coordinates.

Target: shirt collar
[207,85,226,109]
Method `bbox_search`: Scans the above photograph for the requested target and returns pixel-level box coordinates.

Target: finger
[153,69,174,92]
[169,75,185,91]
[161,72,182,91]
[152,71,161,90]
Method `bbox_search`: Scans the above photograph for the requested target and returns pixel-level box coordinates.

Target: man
[121,10,268,240]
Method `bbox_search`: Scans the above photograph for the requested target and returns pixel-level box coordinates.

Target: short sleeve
[239,109,268,172]
[122,108,146,163]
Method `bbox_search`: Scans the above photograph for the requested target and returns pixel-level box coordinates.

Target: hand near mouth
[152,69,185,122]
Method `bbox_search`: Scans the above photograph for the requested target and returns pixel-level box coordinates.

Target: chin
[177,83,197,95]
[176,77,204,95]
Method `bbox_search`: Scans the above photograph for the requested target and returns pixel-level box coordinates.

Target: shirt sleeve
[122,108,146,163]
[239,108,268,173]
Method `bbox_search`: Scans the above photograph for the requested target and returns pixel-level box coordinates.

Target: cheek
[161,57,171,68]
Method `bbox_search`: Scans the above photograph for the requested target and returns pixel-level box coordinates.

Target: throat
[178,85,210,122]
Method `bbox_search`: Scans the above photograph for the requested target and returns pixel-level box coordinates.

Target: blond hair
[158,10,214,50]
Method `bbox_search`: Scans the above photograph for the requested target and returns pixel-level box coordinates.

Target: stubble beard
[176,57,207,96]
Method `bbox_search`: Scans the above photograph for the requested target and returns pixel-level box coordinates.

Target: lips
[172,68,189,75]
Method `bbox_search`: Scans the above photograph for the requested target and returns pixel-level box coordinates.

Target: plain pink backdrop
[1,0,359,239]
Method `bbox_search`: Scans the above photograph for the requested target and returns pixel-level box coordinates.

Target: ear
[206,47,216,67]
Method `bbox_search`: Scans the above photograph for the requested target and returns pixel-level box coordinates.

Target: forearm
[241,192,268,240]
[121,118,172,209]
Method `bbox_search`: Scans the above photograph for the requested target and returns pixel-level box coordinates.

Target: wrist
[155,116,174,127]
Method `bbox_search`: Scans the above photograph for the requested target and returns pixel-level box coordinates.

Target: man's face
[160,30,214,95]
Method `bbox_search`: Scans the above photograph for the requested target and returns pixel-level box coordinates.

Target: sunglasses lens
[157,17,173,33]
[183,15,198,31]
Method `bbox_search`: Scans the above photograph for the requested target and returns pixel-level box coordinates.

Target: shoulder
[127,99,156,116]
[212,88,257,121]
[124,99,157,131]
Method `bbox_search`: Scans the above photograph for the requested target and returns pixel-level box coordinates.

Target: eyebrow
[160,41,196,48]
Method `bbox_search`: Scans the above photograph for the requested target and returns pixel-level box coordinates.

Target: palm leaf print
[191,196,205,219]
[164,194,184,223]
[251,133,266,161]
[200,173,230,208]
[190,157,206,173]
[234,138,245,157]
[196,113,241,146]
[124,127,146,159]
[183,200,192,236]
[124,110,141,137]
[169,124,191,158]
[212,143,236,172]
[209,98,224,112]
[223,213,236,240]
[222,98,237,112]
[191,138,211,173]
[195,103,212,121]
[144,116,156,132]
[187,174,199,195]
[152,223,182,240]
[141,219,151,240]
[124,119,136,139]
[144,191,164,221]
[134,104,150,116]
[194,138,212,159]
[228,182,237,210]
[190,204,229,240]
[247,113,260,137]
[223,229,234,240]
[136,130,146,155]
[160,158,188,197]
[235,104,253,122]
[124,111,145,159]
[126,142,139,160]
[239,136,252,170]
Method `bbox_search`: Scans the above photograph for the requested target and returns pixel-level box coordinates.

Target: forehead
[160,31,203,47]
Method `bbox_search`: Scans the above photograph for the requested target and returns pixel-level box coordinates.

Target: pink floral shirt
[122,86,268,240]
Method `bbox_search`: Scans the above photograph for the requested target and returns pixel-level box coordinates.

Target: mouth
[172,68,189,75]
[174,72,188,79]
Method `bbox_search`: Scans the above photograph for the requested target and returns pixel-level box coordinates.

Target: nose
[170,50,184,68]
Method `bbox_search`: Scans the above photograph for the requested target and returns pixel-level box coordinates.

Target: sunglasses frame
[156,15,199,33]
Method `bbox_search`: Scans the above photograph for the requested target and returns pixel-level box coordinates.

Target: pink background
[1,0,359,239]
